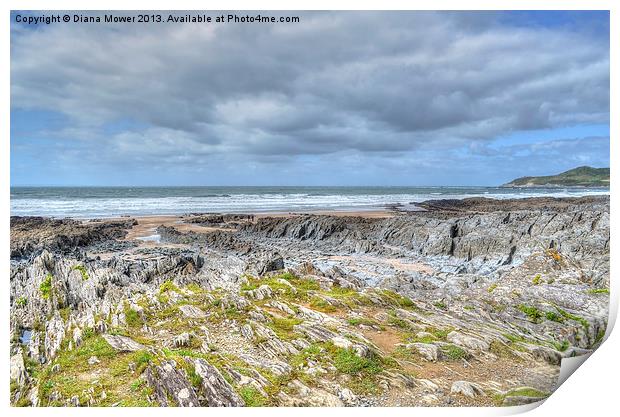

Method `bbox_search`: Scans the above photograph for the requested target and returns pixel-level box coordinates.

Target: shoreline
[9,194,610,221]
[10,188,610,220]
[10,195,610,244]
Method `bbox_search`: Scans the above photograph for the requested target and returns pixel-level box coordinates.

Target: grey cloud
[11,11,609,162]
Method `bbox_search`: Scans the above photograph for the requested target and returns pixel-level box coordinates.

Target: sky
[10,11,610,186]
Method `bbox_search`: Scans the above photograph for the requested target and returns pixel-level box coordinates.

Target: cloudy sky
[10,11,609,186]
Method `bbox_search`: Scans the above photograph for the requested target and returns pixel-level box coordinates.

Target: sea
[10,186,610,218]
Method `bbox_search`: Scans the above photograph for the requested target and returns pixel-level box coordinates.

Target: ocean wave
[10,188,609,218]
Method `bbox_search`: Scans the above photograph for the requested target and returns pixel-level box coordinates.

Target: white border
[2,2,617,416]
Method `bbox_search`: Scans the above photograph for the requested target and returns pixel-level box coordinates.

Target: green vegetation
[532,274,542,285]
[440,344,469,361]
[588,288,610,295]
[269,317,303,340]
[554,307,590,329]
[16,296,27,307]
[487,283,498,293]
[489,341,520,359]
[334,348,382,375]
[347,317,381,328]
[185,283,204,294]
[157,280,180,303]
[493,386,548,406]
[240,386,267,407]
[433,301,447,310]
[550,340,570,352]
[242,272,320,301]
[381,289,418,310]
[37,333,156,406]
[504,166,610,187]
[518,304,543,323]
[39,273,53,299]
[507,387,547,398]
[402,326,452,344]
[159,280,180,294]
[71,264,89,281]
[59,307,71,322]
[544,311,564,323]
[124,306,143,328]
[387,312,414,330]
[309,297,338,313]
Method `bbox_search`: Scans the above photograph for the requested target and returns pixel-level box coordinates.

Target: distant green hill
[503,166,610,187]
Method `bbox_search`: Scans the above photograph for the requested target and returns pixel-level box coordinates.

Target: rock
[451,381,485,398]
[417,379,440,392]
[257,254,285,275]
[226,366,268,396]
[294,305,340,324]
[502,395,545,406]
[279,380,344,407]
[527,345,563,365]
[373,312,389,322]
[331,336,353,349]
[268,300,296,315]
[49,391,62,403]
[73,327,83,347]
[338,387,357,405]
[189,358,245,406]
[407,343,440,361]
[145,360,200,407]
[291,338,311,350]
[294,322,339,342]
[88,356,100,365]
[29,386,39,407]
[421,394,440,405]
[172,332,192,348]
[249,310,267,322]
[447,331,490,351]
[275,279,297,294]
[44,314,65,360]
[239,354,292,376]
[179,305,207,319]
[245,285,273,300]
[28,331,40,361]
[102,335,145,352]
[240,324,254,340]
[10,353,28,387]
[258,338,299,358]
[8,197,611,407]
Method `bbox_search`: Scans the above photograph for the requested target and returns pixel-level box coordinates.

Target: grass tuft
[40,273,53,300]
[71,264,89,281]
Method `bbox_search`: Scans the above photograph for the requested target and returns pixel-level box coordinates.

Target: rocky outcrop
[8,196,610,408]
[146,360,200,407]
[102,335,145,352]
[10,217,135,259]
[189,358,245,407]
[451,381,485,398]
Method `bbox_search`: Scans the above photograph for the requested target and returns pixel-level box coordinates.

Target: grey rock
[102,334,145,352]
[189,358,245,407]
[406,343,440,361]
[447,331,490,351]
[10,352,28,387]
[179,305,207,319]
[451,380,485,398]
[145,360,199,407]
